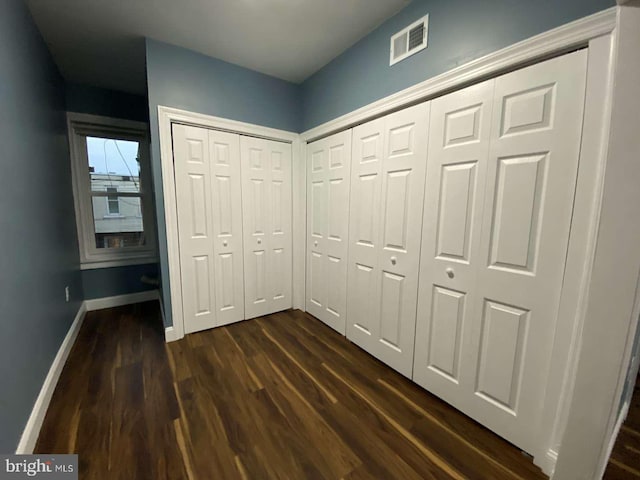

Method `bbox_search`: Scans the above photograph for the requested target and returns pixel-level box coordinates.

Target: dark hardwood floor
[35,301,547,479]
[604,374,640,479]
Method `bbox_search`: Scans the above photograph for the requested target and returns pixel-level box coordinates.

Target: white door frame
[157,106,303,342]
[554,3,640,478]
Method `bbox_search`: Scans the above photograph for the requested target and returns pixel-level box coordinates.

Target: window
[106,187,120,215]
[68,113,157,268]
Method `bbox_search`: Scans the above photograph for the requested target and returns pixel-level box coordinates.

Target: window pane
[106,187,119,214]
[86,137,141,194]
[92,196,146,249]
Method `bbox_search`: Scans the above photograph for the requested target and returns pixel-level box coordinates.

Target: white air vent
[390,15,429,66]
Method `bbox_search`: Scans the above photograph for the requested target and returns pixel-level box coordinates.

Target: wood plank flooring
[35,301,547,479]
[604,374,640,479]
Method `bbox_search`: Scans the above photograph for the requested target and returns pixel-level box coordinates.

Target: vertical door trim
[533,32,617,475]
[294,140,307,310]
[158,107,301,342]
[554,4,640,478]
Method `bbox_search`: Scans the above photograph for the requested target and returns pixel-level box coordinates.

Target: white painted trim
[79,256,158,270]
[157,107,299,143]
[67,112,157,267]
[84,290,159,311]
[301,7,616,142]
[164,326,180,343]
[16,303,87,454]
[554,3,640,477]
[533,32,616,477]
[536,449,559,478]
[293,139,307,311]
[157,106,301,342]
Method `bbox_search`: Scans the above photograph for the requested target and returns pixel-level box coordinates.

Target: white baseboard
[535,448,558,477]
[84,290,159,311]
[16,302,87,454]
[164,326,180,343]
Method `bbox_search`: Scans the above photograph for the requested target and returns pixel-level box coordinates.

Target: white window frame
[67,112,157,269]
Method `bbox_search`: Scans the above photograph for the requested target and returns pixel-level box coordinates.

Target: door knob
[257,238,262,245]
[390,256,397,265]
[446,267,455,279]
[223,240,228,247]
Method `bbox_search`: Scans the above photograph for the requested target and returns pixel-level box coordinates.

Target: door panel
[173,125,245,332]
[347,103,430,377]
[429,286,466,382]
[377,104,430,376]
[413,50,588,453]
[475,300,528,413]
[413,79,495,400]
[209,130,245,326]
[489,153,546,272]
[347,118,384,347]
[465,50,588,452]
[242,136,292,319]
[306,130,352,334]
[173,125,218,333]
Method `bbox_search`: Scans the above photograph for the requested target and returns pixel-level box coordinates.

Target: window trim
[67,112,157,269]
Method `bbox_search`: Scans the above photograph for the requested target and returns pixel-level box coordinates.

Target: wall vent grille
[390,15,429,66]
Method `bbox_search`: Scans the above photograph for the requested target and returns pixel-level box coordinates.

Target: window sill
[80,256,159,270]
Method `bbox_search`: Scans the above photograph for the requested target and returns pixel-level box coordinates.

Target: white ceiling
[25,0,409,95]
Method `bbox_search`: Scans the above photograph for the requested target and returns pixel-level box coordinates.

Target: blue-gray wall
[301,0,616,130]
[0,0,83,452]
[146,38,301,326]
[64,82,160,299]
[81,263,158,299]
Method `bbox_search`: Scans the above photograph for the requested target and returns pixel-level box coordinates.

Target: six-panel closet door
[411,77,495,426]
[241,136,293,319]
[173,124,245,334]
[346,102,430,377]
[413,50,588,453]
[306,130,352,334]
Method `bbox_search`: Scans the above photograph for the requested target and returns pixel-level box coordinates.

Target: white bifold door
[306,130,352,334]
[173,126,293,333]
[241,136,293,319]
[173,124,246,333]
[347,103,430,377]
[412,50,588,453]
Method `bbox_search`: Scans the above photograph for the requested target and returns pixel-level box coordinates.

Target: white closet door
[306,130,352,334]
[347,117,383,348]
[413,79,495,404]
[173,125,216,333]
[347,102,430,377]
[241,136,292,319]
[209,130,245,326]
[468,50,587,452]
[413,50,588,453]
